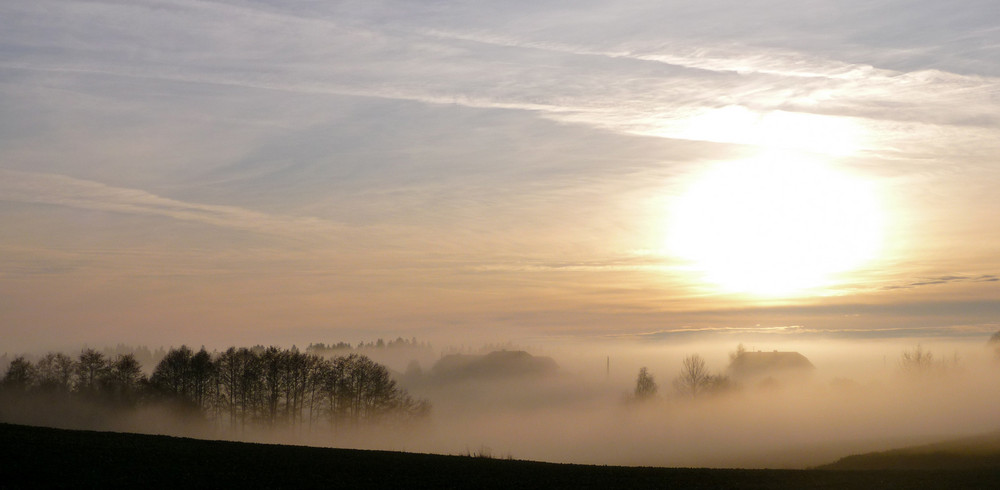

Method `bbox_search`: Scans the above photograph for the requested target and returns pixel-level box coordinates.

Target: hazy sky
[2,0,999,351]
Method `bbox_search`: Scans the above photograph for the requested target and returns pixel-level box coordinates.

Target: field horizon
[3,422,1000,489]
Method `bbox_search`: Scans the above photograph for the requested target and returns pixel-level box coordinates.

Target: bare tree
[76,349,109,395]
[150,346,194,399]
[189,348,216,410]
[259,346,285,425]
[703,374,734,395]
[35,353,76,392]
[673,354,710,398]
[105,354,145,405]
[728,343,747,363]
[633,367,658,401]
[2,344,428,433]
[214,347,263,430]
[1,356,35,391]
[900,344,935,375]
[321,355,349,429]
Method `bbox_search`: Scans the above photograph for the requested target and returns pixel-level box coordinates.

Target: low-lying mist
[350,337,999,468]
[3,336,999,468]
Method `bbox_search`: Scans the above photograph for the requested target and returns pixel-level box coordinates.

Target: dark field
[820,430,1000,471]
[2,423,999,489]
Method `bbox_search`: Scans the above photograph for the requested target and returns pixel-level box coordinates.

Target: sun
[666,151,883,296]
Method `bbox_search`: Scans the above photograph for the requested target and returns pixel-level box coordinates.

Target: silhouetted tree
[728,343,747,363]
[900,344,935,375]
[260,346,285,425]
[2,344,428,433]
[189,347,216,409]
[633,367,657,401]
[1,356,35,392]
[104,354,145,405]
[280,349,314,426]
[35,353,76,392]
[215,347,237,425]
[223,347,263,428]
[702,373,735,395]
[150,346,194,399]
[320,355,349,429]
[396,391,431,421]
[673,354,710,398]
[353,355,397,421]
[76,349,109,395]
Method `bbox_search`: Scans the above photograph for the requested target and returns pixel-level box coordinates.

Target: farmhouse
[430,350,558,382]
[727,350,815,384]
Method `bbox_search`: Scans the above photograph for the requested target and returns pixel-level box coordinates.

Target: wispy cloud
[624,323,1000,341]
[4,0,998,159]
[881,274,1000,291]
[2,0,1000,346]
[0,170,344,240]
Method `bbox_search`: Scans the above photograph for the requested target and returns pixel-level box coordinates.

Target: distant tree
[189,348,216,410]
[260,346,285,425]
[396,390,431,421]
[343,354,389,422]
[76,349,110,394]
[215,347,243,427]
[633,367,658,401]
[673,354,710,398]
[900,344,935,375]
[214,347,271,428]
[702,373,735,395]
[104,354,146,405]
[728,343,747,363]
[316,353,425,427]
[35,353,76,392]
[989,331,1000,360]
[150,346,195,400]
[1,356,36,391]
[321,355,349,429]
[283,350,318,426]
[1,344,428,433]
[404,360,423,379]
[301,354,326,428]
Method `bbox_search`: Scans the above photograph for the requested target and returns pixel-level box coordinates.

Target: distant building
[430,350,558,382]
[727,350,815,385]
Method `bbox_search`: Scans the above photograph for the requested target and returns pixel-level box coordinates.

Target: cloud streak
[3,0,998,159]
[0,170,344,241]
[882,274,1000,290]
[1,0,1000,349]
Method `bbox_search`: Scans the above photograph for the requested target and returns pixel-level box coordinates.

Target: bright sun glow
[667,151,883,296]
[679,106,863,155]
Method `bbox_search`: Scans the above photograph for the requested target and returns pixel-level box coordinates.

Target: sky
[2,0,1000,352]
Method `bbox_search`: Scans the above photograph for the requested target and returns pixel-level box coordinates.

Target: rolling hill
[2,423,1000,488]
[819,430,1000,471]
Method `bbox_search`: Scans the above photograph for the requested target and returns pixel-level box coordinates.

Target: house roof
[727,351,815,378]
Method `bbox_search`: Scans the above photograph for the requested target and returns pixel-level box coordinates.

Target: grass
[2,423,999,489]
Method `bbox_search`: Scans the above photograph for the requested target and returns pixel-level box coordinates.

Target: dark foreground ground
[2,423,999,489]
[819,430,1000,471]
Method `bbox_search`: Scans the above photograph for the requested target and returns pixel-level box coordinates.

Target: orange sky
[2,1,1000,352]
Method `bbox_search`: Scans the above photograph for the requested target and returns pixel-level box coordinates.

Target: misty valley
[3,333,1000,472]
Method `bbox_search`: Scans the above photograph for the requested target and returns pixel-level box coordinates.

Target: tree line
[306,336,432,356]
[632,353,733,403]
[631,340,989,403]
[1,346,429,431]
